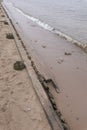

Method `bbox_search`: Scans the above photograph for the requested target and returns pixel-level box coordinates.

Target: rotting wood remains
[31,60,70,130]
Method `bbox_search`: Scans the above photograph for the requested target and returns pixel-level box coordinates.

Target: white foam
[14,7,81,45]
[15,8,54,32]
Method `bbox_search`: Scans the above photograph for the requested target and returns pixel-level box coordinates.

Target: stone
[42,45,46,48]
[57,57,64,64]
[4,21,8,25]
[65,52,72,55]
[6,33,14,39]
[13,61,26,71]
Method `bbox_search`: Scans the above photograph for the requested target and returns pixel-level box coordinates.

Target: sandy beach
[0,4,52,130]
[1,1,87,130]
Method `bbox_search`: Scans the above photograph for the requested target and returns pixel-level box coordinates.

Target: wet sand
[23,23,87,130]
[3,2,87,130]
[0,5,51,130]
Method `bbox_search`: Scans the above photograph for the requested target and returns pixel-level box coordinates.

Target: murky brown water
[4,0,87,44]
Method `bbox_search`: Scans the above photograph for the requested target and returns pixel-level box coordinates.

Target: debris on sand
[4,20,8,25]
[13,61,26,71]
[64,52,72,55]
[1,14,5,17]
[57,57,64,64]
[6,33,14,39]
[42,45,46,48]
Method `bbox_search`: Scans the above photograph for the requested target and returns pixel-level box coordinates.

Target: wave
[3,1,87,52]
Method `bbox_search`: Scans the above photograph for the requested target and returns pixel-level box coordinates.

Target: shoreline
[0,4,52,130]
[1,2,87,130]
[2,1,87,53]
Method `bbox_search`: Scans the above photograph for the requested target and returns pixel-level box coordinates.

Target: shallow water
[4,0,87,44]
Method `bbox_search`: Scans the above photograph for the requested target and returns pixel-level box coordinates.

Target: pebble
[6,33,14,39]
[57,57,64,64]
[13,61,26,71]
[4,21,8,25]
[65,52,72,55]
[60,115,65,122]
[24,107,31,112]
[42,45,46,48]
[76,67,79,70]
[76,117,79,120]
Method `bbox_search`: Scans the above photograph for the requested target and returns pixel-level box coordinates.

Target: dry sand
[0,5,51,130]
